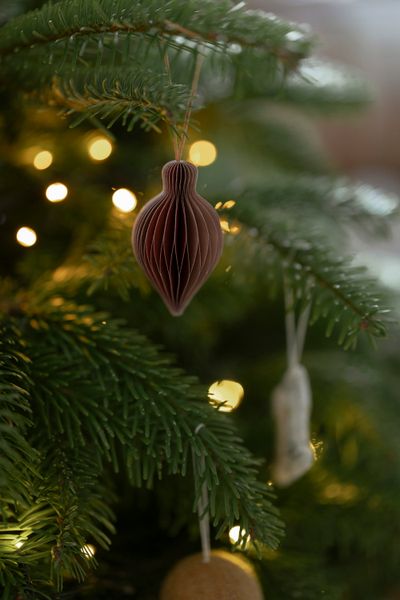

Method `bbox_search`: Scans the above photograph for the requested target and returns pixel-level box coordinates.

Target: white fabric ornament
[271,363,314,487]
[271,280,314,487]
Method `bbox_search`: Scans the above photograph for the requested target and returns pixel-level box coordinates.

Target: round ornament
[132,160,223,316]
[160,550,264,600]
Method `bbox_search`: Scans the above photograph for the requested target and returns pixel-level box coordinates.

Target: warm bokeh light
[81,544,96,559]
[208,380,244,412]
[189,140,217,167]
[33,150,53,170]
[321,482,359,503]
[229,526,251,546]
[220,219,240,235]
[88,137,113,161]
[223,200,236,209]
[15,540,24,549]
[220,219,230,233]
[112,188,137,213]
[16,226,37,247]
[45,182,68,203]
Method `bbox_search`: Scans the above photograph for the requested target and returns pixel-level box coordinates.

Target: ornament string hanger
[283,274,311,368]
[193,423,211,564]
[177,52,204,161]
[164,47,204,161]
[163,48,180,161]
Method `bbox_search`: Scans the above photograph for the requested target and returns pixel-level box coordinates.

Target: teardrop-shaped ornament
[132,160,224,316]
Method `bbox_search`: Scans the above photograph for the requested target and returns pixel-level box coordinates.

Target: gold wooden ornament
[160,550,264,600]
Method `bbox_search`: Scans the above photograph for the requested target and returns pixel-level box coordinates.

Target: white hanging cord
[193,423,211,563]
[296,301,312,361]
[283,275,312,366]
[283,275,299,368]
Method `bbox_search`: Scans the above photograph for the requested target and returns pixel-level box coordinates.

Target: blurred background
[262,0,400,178]
[257,0,400,290]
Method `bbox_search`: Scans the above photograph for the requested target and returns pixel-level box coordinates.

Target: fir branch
[0,322,116,595]
[236,59,371,112]
[234,200,390,348]
[0,1,315,129]
[0,0,312,64]
[279,59,371,112]
[236,177,398,237]
[83,225,147,300]
[15,300,283,550]
[0,323,37,508]
[4,62,189,131]
[53,67,187,131]
[0,2,366,130]
[22,444,115,591]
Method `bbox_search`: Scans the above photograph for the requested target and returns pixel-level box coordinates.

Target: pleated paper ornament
[132,160,224,316]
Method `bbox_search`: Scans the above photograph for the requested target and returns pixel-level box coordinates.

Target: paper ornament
[132,160,223,316]
[160,550,264,600]
[271,363,314,487]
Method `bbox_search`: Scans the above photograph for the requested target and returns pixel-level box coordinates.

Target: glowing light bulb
[88,137,113,161]
[16,227,37,247]
[189,140,217,167]
[15,540,24,549]
[229,526,251,546]
[230,223,241,235]
[112,188,137,213]
[81,544,96,559]
[33,150,53,170]
[222,200,236,209]
[208,380,244,412]
[220,219,231,233]
[45,182,68,203]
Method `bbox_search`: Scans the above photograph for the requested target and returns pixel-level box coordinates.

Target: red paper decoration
[132,160,224,316]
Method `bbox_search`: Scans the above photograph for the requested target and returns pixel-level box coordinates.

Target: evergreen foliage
[0,300,283,595]
[0,0,398,598]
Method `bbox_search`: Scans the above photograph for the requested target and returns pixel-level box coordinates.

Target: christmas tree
[0,1,399,598]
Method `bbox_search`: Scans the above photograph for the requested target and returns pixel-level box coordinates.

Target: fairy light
[88,136,113,161]
[81,544,96,559]
[112,188,137,213]
[45,182,68,203]
[189,140,217,167]
[33,150,53,170]
[220,219,230,233]
[15,540,24,549]
[16,227,37,247]
[208,380,244,413]
[322,482,359,503]
[222,200,236,209]
[219,218,240,235]
[230,223,241,235]
[229,526,251,547]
